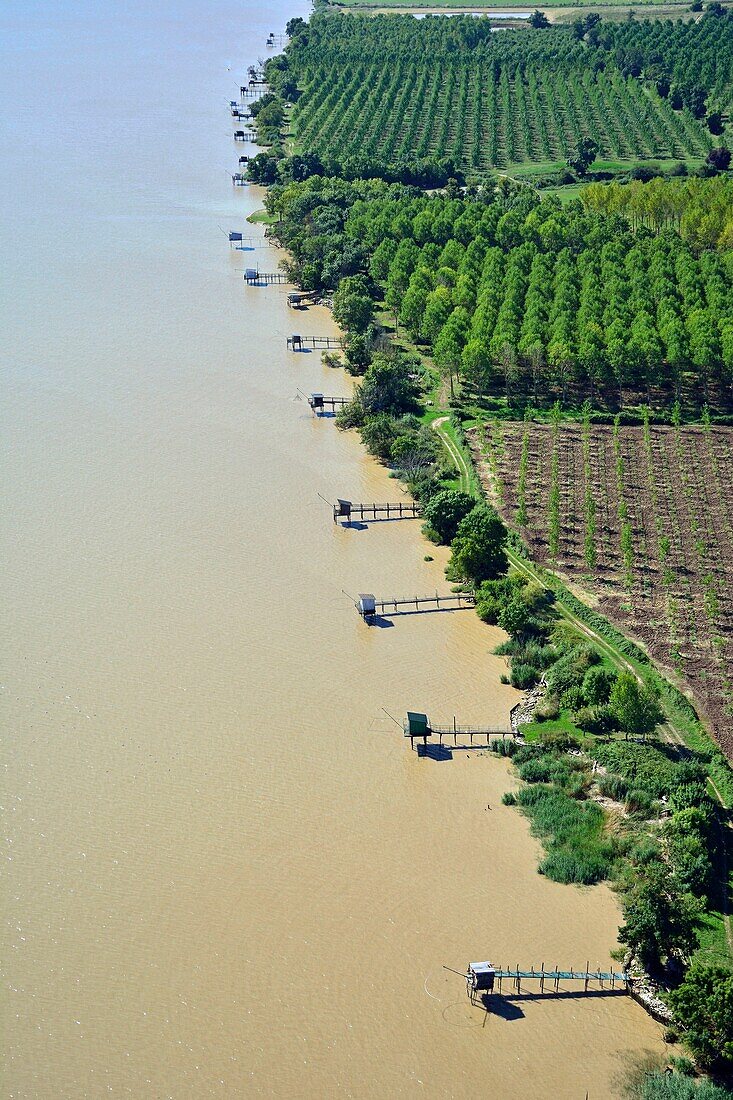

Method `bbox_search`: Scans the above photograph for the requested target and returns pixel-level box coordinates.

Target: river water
[1,1,665,1096]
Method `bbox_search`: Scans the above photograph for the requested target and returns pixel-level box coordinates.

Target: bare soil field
[469,421,733,758]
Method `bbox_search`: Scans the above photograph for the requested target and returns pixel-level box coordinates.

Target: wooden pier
[267,32,288,46]
[464,960,631,1005]
[403,711,512,749]
[308,394,348,414]
[244,269,287,285]
[356,592,475,621]
[287,334,345,351]
[334,499,421,523]
[228,232,257,247]
[287,291,319,308]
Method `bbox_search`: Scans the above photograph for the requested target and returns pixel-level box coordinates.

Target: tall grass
[514,784,617,885]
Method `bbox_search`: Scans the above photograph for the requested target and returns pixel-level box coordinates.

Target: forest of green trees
[267,175,733,411]
[270,11,732,176]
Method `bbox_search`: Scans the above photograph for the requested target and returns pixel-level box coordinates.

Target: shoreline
[241,22,733,1075]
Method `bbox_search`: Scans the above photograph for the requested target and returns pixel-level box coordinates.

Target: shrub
[536,730,582,752]
[534,694,560,721]
[618,863,702,969]
[582,665,617,705]
[511,662,541,690]
[565,771,588,799]
[498,597,534,635]
[625,788,656,817]
[634,1071,733,1098]
[422,489,475,544]
[610,673,663,739]
[573,704,617,734]
[358,413,398,459]
[629,837,662,866]
[597,773,629,801]
[594,741,682,798]
[476,596,502,624]
[546,645,599,697]
[519,755,560,783]
[562,685,586,712]
[449,504,508,585]
[501,791,517,805]
[512,743,546,766]
[667,961,733,1070]
[539,847,614,885]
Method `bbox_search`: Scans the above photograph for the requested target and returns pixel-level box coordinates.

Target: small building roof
[406,712,429,734]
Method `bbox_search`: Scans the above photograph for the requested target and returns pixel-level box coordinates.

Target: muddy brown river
[1,1,666,1095]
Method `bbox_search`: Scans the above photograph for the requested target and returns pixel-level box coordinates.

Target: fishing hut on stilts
[402,711,513,750]
[460,961,631,1005]
[244,268,287,285]
[355,592,475,622]
[287,334,345,351]
[333,499,421,523]
[307,394,348,415]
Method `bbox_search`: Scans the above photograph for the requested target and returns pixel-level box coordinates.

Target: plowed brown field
[469,421,733,758]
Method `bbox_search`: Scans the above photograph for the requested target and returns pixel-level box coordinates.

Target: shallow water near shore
[1,1,666,1096]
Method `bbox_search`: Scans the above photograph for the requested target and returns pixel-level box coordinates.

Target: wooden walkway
[356,592,475,620]
[334,499,421,523]
[408,723,514,748]
[309,395,348,414]
[244,270,287,285]
[287,335,344,351]
[466,962,631,1003]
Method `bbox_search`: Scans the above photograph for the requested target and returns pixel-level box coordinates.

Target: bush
[582,665,617,705]
[565,771,588,799]
[512,743,546,766]
[562,685,586,712]
[629,837,662,866]
[522,641,557,669]
[597,773,629,801]
[667,961,733,1071]
[359,413,401,460]
[625,788,656,817]
[539,847,614,885]
[422,489,475,544]
[619,859,703,969]
[594,741,682,798]
[449,504,508,585]
[610,673,663,739]
[546,644,599,698]
[668,1059,695,1078]
[519,755,562,783]
[501,791,517,805]
[573,704,619,734]
[510,663,541,690]
[534,694,561,721]
[477,595,502,624]
[633,1071,733,1099]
